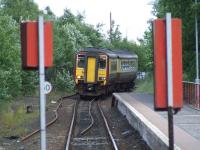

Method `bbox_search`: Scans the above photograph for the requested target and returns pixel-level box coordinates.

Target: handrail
[183,81,200,84]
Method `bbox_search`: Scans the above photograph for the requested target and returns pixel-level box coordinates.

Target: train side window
[133,60,136,67]
[111,59,117,73]
[133,60,135,69]
[120,60,122,70]
[99,56,106,69]
[77,55,85,68]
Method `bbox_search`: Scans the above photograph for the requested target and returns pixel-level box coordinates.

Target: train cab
[74,47,138,97]
[75,49,108,96]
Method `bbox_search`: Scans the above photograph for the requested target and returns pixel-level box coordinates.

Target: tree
[153,0,199,80]
[138,25,153,71]
[108,20,122,43]
[44,6,56,20]
[0,0,40,22]
[0,0,40,99]
[0,14,21,100]
[48,17,90,90]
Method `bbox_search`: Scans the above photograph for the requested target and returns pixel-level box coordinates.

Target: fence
[183,81,200,109]
[137,72,146,80]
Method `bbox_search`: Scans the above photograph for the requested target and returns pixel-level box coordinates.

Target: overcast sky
[34,0,155,42]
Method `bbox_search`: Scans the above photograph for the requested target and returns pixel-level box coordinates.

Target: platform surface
[129,93,200,140]
[113,92,200,150]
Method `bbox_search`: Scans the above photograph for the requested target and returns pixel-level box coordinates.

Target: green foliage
[98,39,113,49]
[153,0,199,80]
[44,6,56,20]
[135,74,154,94]
[21,71,38,95]
[138,26,153,71]
[54,69,75,91]
[0,0,40,100]
[0,104,38,136]
[0,14,21,100]
[50,15,91,90]
[0,0,150,99]
[0,0,40,22]
[109,20,122,43]
[78,23,103,47]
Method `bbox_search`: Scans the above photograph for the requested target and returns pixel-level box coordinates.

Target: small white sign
[44,81,52,94]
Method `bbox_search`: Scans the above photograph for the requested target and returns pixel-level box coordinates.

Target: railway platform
[112,92,200,150]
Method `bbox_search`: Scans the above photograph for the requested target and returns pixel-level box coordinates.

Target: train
[74,47,138,97]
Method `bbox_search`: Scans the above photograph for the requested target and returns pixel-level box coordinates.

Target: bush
[54,69,75,91]
[135,73,154,94]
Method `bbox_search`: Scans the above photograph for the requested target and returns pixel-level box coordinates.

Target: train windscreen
[99,55,106,69]
[77,55,85,68]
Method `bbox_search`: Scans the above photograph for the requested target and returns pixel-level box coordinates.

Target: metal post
[110,12,112,42]
[195,0,199,83]
[166,13,173,107]
[38,16,46,150]
[195,0,200,107]
[166,13,174,150]
[168,107,174,150]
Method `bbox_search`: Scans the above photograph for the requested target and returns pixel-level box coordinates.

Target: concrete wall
[118,101,169,150]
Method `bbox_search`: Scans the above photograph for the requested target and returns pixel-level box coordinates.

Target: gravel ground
[100,96,151,150]
[0,95,151,150]
[71,100,113,150]
[21,98,76,150]
[0,94,77,150]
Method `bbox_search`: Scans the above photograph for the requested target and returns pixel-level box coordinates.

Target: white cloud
[34,0,154,41]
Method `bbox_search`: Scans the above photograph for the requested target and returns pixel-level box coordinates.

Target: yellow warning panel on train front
[87,57,96,83]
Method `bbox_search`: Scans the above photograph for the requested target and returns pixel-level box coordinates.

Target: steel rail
[65,100,78,150]
[80,98,95,135]
[21,94,77,141]
[98,101,119,150]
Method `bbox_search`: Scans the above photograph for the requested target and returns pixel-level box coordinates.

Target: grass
[0,89,74,137]
[135,74,154,94]
[0,101,38,137]
[0,100,10,113]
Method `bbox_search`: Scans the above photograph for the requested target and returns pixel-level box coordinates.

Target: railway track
[20,95,150,150]
[20,95,118,150]
[21,94,78,142]
[65,98,119,150]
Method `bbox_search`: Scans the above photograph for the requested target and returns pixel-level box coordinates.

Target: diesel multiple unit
[74,47,138,97]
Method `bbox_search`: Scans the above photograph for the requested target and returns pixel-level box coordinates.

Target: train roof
[80,47,138,59]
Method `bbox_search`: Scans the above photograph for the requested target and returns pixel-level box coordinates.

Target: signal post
[21,16,53,150]
[153,13,183,150]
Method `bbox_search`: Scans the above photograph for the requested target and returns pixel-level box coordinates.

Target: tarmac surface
[113,92,200,150]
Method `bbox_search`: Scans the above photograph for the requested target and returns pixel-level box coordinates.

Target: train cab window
[77,55,85,68]
[99,56,106,69]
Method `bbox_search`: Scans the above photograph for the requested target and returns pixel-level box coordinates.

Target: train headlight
[99,77,106,80]
[77,76,83,79]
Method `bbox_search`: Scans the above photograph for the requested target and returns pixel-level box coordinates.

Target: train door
[86,57,97,83]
